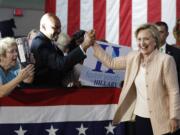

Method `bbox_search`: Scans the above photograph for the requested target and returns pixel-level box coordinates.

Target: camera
[16,37,31,67]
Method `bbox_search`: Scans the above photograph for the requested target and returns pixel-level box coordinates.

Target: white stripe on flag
[132,0,147,50]
[56,0,68,33]
[161,0,176,44]
[80,0,93,31]
[106,0,120,44]
[56,0,178,47]
[0,105,117,123]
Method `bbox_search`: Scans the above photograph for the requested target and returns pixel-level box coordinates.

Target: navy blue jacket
[31,32,86,87]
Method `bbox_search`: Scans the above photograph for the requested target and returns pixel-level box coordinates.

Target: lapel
[120,52,141,101]
[131,53,141,82]
[123,50,158,93]
[129,50,158,84]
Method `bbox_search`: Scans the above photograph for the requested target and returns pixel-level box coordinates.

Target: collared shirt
[134,65,150,118]
[79,45,86,55]
[159,43,166,53]
[0,63,19,84]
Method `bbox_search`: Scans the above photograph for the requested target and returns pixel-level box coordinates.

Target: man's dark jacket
[166,44,180,88]
[31,32,86,87]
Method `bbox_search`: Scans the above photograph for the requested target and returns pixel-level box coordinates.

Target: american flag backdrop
[0,87,122,135]
[0,1,179,134]
[45,0,180,49]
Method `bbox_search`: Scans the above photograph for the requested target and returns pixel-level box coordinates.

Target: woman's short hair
[135,23,161,49]
[0,37,17,56]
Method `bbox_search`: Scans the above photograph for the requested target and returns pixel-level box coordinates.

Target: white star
[46,125,59,135]
[105,122,116,134]
[14,126,27,135]
[76,123,88,135]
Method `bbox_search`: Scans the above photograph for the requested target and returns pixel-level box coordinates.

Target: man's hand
[81,30,95,52]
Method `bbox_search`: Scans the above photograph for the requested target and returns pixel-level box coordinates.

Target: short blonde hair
[135,23,161,49]
[0,37,17,56]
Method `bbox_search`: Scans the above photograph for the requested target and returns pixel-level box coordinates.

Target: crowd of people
[0,12,180,135]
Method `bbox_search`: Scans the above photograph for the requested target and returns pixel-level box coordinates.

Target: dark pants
[116,116,180,135]
[136,115,180,135]
[135,115,153,135]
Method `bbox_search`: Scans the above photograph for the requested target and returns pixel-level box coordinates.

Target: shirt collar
[159,43,166,53]
[140,49,159,66]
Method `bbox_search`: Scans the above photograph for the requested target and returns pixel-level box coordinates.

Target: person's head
[40,13,61,41]
[0,37,18,69]
[135,23,160,57]
[173,19,180,43]
[56,32,71,53]
[27,29,39,46]
[68,30,86,52]
[155,21,169,47]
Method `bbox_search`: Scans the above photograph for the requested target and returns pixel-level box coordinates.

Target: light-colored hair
[56,33,71,52]
[27,29,39,40]
[135,23,161,49]
[57,33,70,47]
[0,37,17,56]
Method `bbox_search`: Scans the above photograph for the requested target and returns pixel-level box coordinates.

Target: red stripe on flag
[147,0,161,23]
[177,0,180,19]
[93,0,106,41]
[67,0,80,36]
[176,0,180,45]
[45,0,56,14]
[119,0,132,47]
[0,88,120,106]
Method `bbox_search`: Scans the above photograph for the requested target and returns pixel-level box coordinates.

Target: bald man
[31,13,95,87]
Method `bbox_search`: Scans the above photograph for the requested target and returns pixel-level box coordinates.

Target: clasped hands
[81,29,96,52]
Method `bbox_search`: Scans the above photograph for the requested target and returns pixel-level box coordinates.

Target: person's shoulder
[0,66,4,75]
[32,32,45,43]
[160,52,175,63]
[31,32,49,51]
[173,45,180,51]
[127,50,139,57]
[167,44,180,51]
[124,50,140,61]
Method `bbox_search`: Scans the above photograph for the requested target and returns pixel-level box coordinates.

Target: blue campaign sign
[80,41,131,88]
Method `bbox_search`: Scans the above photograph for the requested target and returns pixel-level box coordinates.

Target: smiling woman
[0,37,35,98]
[135,24,160,65]
[92,23,180,135]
